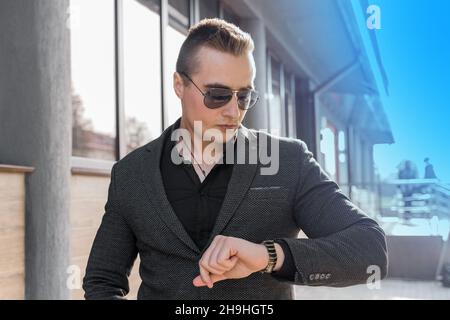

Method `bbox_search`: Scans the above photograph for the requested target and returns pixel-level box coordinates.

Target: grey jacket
[83,124,388,300]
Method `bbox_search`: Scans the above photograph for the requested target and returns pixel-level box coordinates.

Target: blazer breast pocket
[246,186,289,201]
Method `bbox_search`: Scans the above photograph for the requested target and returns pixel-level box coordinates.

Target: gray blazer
[83,124,388,300]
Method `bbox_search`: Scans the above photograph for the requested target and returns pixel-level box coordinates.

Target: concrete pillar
[0,0,72,299]
[239,18,269,130]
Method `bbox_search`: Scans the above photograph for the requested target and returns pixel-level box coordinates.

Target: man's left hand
[193,235,284,288]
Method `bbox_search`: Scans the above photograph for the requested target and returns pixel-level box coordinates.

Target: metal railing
[339,179,450,281]
[337,179,450,223]
[383,179,450,219]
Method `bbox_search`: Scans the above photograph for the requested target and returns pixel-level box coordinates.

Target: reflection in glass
[169,0,190,33]
[200,0,219,20]
[123,0,162,154]
[222,4,240,26]
[320,119,337,181]
[166,1,189,128]
[166,27,186,127]
[284,72,296,138]
[71,0,116,161]
[169,0,189,18]
[269,57,282,135]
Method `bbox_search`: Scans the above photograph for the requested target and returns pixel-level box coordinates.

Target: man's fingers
[193,275,204,287]
[199,264,213,289]
[201,258,224,275]
[200,236,227,276]
[199,237,223,274]
[193,274,227,287]
[197,235,238,288]
[217,246,238,269]
[208,239,229,273]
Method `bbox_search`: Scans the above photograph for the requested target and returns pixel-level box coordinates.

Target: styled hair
[176,18,254,78]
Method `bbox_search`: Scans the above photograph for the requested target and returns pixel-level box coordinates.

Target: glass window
[70,0,117,161]
[338,130,346,152]
[168,0,190,33]
[268,57,282,135]
[165,27,186,127]
[284,72,296,138]
[123,0,162,154]
[169,0,189,17]
[222,4,240,26]
[200,0,219,20]
[165,0,190,128]
[320,119,338,181]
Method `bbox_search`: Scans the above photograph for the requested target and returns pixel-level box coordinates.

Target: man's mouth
[217,124,238,130]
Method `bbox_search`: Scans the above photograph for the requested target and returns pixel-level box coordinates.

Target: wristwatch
[260,240,278,273]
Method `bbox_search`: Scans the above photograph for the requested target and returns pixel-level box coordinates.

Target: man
[424,158,437,179]
[83,18,387,300]
[398,160,418,221]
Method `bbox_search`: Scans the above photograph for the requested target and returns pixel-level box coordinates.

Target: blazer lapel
[141,123,259,256]
[201,126,259,254]
[141,126,201,254]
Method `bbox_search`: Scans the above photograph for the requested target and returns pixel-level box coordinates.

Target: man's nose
[222,93,240,119]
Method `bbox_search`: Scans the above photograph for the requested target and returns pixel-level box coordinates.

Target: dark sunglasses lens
[204,88,233,109]
[237,91,259,110]
[204,88,259,110]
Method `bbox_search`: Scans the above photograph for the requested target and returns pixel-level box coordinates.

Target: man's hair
[176,18,254,78]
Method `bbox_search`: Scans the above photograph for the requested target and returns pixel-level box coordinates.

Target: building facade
[0,0,393,299]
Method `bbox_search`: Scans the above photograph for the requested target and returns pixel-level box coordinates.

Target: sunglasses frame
[180,72,259,110]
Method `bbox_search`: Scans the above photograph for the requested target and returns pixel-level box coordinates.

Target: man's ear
[173,72,185,99]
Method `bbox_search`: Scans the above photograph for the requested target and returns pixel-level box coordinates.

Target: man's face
[174,46,256,144]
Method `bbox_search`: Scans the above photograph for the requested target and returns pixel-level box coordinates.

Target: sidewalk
[294,279,450,300]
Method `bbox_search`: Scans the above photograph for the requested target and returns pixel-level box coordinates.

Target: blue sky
[370,0,450,181]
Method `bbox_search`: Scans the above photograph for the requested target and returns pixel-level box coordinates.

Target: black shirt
[160,129,234,250]
[160,121,295,281]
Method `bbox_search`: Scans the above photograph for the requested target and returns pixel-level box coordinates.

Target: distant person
[398,160,418,221]
[398,160,418,180]
[424,158,438,179]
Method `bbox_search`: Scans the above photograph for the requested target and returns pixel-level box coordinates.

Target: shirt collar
[166,118,238,165]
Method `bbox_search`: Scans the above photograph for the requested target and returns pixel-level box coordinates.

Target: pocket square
[247,186,288,200]
[249,186,282,191]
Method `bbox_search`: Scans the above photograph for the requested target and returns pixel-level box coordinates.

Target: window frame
[69,0,243,173]
[198,0,219,20]
[267,53,285,136]
[70,0,168,172]
[267,51,300,139]
[70,0,118,168]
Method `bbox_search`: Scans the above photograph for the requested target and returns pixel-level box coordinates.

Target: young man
[83,19,387,300]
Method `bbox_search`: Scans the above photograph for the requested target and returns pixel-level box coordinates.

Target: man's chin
[199,125,238,145]
[217,128,238,142]
[216,124,237,132]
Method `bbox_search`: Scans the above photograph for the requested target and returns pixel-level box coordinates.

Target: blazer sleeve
[277,140,388,287]
[83,164,138,300]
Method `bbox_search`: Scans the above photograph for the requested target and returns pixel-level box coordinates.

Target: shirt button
[309,274,315,281]
[326,273,331,279]
[320,274,326,280]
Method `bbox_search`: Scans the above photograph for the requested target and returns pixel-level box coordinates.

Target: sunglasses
[180,72,259,110]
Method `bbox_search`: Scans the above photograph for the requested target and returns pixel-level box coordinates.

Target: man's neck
[180,118,206,154]
[179,118,237,154]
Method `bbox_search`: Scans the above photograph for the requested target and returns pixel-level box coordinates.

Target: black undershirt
[160,121,295,281]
